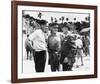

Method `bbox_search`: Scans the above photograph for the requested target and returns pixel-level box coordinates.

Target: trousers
[34,50,46,72]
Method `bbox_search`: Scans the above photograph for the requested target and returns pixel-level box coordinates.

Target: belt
[77,48,82,49]
[35,50,46,53]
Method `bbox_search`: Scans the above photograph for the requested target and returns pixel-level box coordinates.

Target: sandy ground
[22,35,90,74]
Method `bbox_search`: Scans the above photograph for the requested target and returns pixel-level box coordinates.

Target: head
[62,27,68,33]
[62,24,69,34]
[32,19,40,30]
[67,35,75,42]
[27,34,29,38]
[39,20,48,33]
[23,14,30,23]
[50,23,58,34]
[29,17,36,28]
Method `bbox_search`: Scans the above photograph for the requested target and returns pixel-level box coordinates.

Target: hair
[39,20,48,25]
[62,23,70,30]
[23,14,30,19]
[50,23,58,27]
[27,34,29,37]
[29,16,35,21]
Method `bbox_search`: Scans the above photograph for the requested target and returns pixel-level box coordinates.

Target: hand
[63,57,68,63]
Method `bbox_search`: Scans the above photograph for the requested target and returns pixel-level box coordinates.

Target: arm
[28,31,36,41]
[28,30,37,49]
[47,35,51,52]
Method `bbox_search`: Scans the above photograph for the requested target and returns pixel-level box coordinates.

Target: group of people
[23,14,90,72]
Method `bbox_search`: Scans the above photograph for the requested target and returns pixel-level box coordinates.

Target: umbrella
[80,28,90,33]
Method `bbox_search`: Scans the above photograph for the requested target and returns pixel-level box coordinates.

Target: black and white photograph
[11,1,97,83]
[22,10,90,73]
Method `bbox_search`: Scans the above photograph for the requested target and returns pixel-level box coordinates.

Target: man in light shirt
[75,36,84,67]
[29,19,48,72]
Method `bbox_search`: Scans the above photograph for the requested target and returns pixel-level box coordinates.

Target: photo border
[11,1,97,83]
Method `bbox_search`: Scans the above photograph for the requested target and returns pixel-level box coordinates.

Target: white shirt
[63,31,72,37]
[75,38,83,48]
[29,29,47,51]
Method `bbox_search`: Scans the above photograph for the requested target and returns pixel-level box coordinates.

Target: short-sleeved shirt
[29,29,47,51]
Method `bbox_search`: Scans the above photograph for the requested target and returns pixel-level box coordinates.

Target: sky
[23,10,89,23]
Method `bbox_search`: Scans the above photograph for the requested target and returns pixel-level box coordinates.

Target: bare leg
[26,50,29,60]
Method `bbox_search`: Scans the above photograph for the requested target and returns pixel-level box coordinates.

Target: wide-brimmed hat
[39,19,48,25]
[50,23,59,28]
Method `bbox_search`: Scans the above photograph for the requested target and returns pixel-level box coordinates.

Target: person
[25,34,34,60]
[75,35,84,68]
[48,23,61,72]
[29,19,48,72]
[60,24,76,71]
[23,14,31,35]
[82,35,90,56]
[85,36,90,56]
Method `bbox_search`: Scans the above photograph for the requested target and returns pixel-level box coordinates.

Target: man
[29,19,48,72]
[48,23,61,72]
[60,24,76,71]
[75,36,84,68]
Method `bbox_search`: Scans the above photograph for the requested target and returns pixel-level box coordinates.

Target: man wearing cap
[48,23,61,72]
[29,19,48,72]
[60,24,76,71]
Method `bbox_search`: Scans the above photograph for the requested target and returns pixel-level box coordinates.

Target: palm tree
[59,18,61,21]
[74,18,76,21]
[66,18,69,21]
[85,16,90,22]
[51,17,53,23]
[61,16,64,23]
[55,18,58,23]
[66,18,69,23]
[38,12,42,19]
[73,18,77,23]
